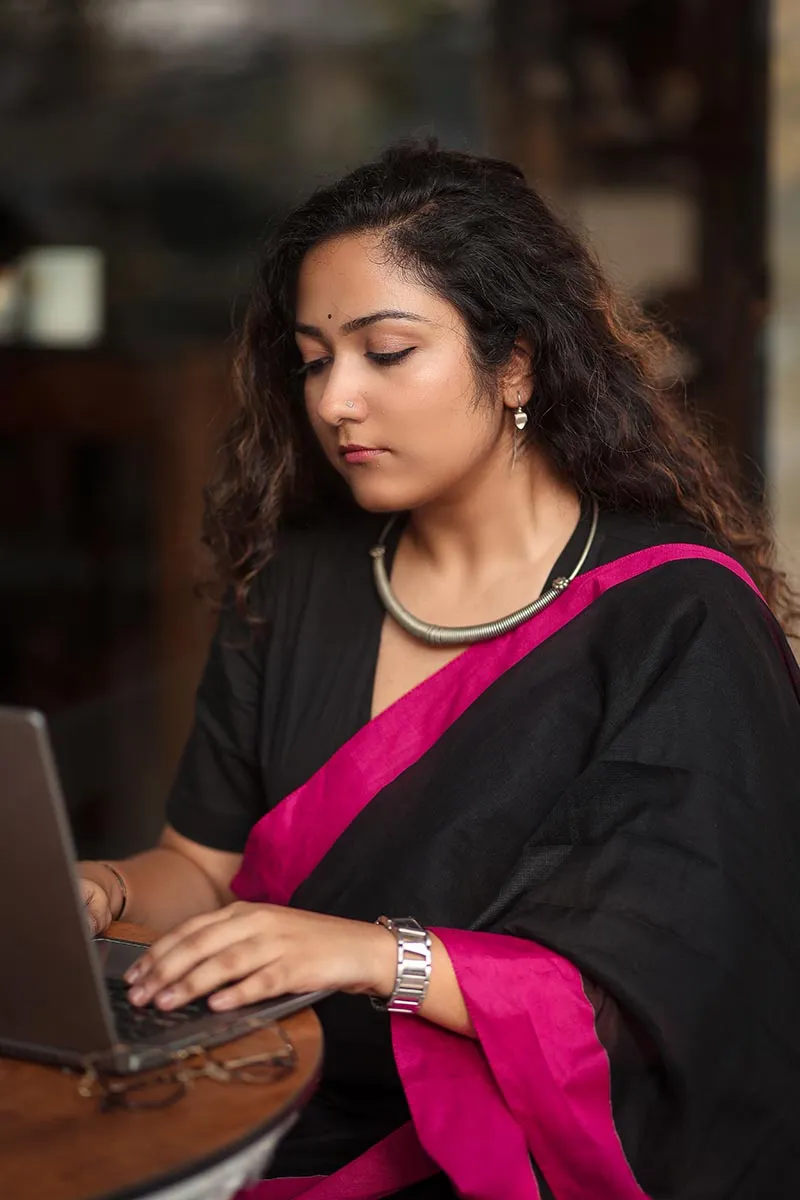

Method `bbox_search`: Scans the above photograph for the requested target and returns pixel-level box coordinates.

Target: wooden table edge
[88,922,325,1199]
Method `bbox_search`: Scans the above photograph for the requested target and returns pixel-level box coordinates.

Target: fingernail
[124,964,141,983]
[129,987,146,1005]
[209,992,233,1010]
[156,989,177,1009]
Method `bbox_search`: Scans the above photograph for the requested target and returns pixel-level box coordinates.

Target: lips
[339,444,386,464]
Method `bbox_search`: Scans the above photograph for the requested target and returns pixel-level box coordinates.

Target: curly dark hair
[205,140,797,632]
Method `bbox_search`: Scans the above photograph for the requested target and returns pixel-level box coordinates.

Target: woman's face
[294,232,511,513]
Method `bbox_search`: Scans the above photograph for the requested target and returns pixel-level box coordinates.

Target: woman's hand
[124,901,396,1012]
[78,863,124,937]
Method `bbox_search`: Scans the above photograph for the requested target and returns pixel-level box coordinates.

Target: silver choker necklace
[369,499,599,647]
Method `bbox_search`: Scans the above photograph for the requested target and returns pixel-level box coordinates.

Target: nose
[314,362,366,427]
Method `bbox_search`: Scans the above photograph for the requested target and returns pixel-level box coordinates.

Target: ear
[501,340,534,410]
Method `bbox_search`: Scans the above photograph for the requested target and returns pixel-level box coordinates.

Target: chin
[346,477,423,515]
[349,491,404,514]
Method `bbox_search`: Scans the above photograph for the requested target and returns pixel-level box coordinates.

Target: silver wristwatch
[370,916,432,1014]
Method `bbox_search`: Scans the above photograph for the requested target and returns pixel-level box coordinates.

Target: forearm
[418,934,475,1037]
[79,847,227,933]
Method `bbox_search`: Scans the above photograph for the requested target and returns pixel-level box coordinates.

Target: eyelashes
[297,347,415,376]
[296,358,328,377]
[367,347,416,367]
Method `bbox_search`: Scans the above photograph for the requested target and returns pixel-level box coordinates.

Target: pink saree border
[239,1124,436,1199]
[232,545,761,909]
[414,929,651,1199]
[388,1014,542,1199]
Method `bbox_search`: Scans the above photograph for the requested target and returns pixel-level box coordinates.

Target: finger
[81,880,112,937]
[128,918,267,1005]
[207,964,285,1012]
[80,880,99,935]
[125,907,240,984]
[147,936,276,1010]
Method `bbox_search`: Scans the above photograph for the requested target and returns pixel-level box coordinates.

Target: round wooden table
[0,921,324,1200]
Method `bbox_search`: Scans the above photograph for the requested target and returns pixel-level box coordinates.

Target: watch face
[396,918,424,934]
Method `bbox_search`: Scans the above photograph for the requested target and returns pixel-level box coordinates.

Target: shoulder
[247,509,385,612]
[593,508,721,563]
[593,509,753,604]
[586,507,785,664]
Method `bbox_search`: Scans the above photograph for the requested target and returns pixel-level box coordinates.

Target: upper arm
[158,823,243,902]
[165,584,272,853]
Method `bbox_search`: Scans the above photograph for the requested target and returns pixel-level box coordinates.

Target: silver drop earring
[511,392,528,471]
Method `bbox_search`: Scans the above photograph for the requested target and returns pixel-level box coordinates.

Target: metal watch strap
[370,916,432,1015]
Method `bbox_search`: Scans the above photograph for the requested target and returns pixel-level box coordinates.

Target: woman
[80,142,800,1199]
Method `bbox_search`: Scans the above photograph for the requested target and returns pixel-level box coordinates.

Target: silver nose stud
[345,400,356,409]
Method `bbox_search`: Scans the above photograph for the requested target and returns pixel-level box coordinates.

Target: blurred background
[0,0,797,859]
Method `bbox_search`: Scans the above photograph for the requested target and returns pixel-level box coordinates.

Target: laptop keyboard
[105,976,212,1044]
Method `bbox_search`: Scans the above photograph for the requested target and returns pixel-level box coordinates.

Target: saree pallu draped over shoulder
[233,546,800,1200]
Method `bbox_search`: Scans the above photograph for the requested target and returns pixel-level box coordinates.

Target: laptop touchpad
[92,936,148,978]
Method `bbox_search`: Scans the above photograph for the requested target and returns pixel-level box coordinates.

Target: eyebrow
[295,309,430,339]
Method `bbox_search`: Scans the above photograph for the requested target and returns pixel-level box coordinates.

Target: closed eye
[366,348,415,367]
[297,356,331,377]
[297,346,415,376]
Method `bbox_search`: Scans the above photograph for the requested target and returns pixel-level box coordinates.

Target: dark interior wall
[491,0,769,485]
[0,0,770,855]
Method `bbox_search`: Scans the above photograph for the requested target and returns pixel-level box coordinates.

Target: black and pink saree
[169,509,800,1199]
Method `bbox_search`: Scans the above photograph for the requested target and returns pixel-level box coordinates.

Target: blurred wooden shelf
[0,345,233,773]
[0,349,156,438]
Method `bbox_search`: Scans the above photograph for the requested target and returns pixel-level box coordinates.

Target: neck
[405,446,581,581]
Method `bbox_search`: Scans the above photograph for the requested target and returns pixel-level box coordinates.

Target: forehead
[295,233,449,325]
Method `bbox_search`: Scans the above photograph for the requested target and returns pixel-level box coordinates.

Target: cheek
[304,397,343,469]
[403,358,491,440]
[304,386,327,432]
[398,353,476,423]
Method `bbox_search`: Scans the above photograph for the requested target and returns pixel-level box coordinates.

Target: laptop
[0,706,327,1074]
